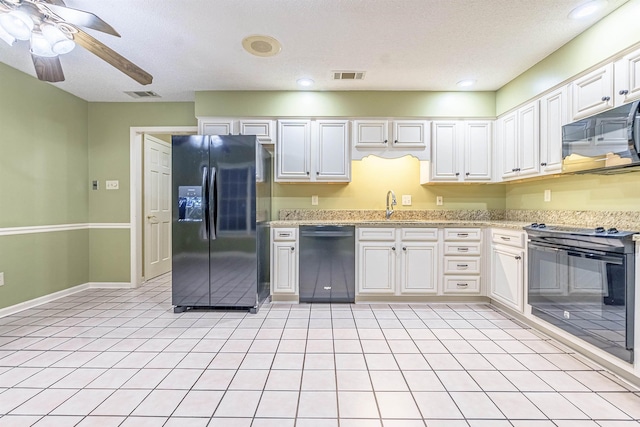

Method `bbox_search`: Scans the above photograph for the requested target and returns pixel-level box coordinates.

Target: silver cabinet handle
[457,247,469,252]
[457,264,469,269]
[619,89,629,95]
[278,232,291,238]
[515,255,522,260]
[457,233,469,237]
[402,247,407,251]
[601,96,611,102]
[456,283,469,287]
[392,246,396,251]
[291,247,295,252]
[540,162,547,166]
[500,236,511,241]
[394,140,398,144]
[455,172,460,176]
[384,139,388,144]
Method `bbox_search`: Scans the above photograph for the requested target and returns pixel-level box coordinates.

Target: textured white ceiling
[0,0,630,101]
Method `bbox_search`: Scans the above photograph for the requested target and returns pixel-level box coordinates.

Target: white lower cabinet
[271,228,298,296]
[442,228,482,295]
[357,228,438,296]
[489,229,525,312]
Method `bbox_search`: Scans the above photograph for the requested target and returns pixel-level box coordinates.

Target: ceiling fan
[0,0,152,85]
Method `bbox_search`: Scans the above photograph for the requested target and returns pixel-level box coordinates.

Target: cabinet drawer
[400,228,438,241]
[491,229,525,248]
[358,228,396,241]
[443,242,481,256]
[444,276,481,293]
[444,257,481,275]
[272,228,297,241]
[444,228,482,241]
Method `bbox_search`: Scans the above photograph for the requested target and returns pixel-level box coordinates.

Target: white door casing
[143,135,172,280]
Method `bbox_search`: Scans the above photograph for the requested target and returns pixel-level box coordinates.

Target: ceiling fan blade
[73,29,153,85]
[31,54,65,82]
[44,3,120,37]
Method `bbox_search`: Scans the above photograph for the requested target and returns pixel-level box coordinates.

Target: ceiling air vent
[124,91,161,99]
[332,71,366,80]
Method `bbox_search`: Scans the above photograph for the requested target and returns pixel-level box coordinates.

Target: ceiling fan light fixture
[30,32,57,57]
[42,24,75,55]
[0,22,16,45]
[0,9,34,40]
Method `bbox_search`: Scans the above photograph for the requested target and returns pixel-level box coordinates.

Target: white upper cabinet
[428,121,491,183]
[239,119,275,144]
[276,120,312,181]
[498,100,539,180]
[276,119,350,183]
[352,119,430,160]
[539,87,567,174]
[614,47,640,105]
[198,117,234,135]
[569,63,614,121]
[315,120,351,182]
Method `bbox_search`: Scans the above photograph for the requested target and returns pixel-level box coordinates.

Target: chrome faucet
[386,190,397,220]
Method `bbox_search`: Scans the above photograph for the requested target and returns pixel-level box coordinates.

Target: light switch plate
[436,196,443,206]
[0,272,4,287]
[401,195,412,206]
[311,195,318,206]
[106,180,119,190]
[92,180,99,190]
[544,189,551,202]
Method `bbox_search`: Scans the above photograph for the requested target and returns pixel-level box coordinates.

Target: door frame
[130,126,197,287]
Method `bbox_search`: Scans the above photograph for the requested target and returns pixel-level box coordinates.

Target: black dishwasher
[299,225,355,303]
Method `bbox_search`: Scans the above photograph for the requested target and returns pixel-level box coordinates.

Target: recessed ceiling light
[568,0,607,19]
[242,35,281,57]
[297,78,314,87]
[456,79,476,88]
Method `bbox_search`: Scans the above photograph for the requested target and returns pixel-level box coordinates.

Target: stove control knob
[538,223,546,228]
[595,227,606,233]
[531,223,539,228]
[607,227,619,234]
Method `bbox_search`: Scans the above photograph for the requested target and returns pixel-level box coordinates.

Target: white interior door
[144,135,172,280]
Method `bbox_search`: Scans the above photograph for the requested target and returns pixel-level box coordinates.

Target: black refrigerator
[171,135,271,313]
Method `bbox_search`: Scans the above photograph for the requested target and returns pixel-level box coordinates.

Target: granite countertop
[269,219,531,230]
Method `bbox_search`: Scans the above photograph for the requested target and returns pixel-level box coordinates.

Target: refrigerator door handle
[200,165,209,240]
[210,166,217,240]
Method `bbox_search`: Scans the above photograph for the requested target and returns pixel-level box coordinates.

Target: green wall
[496,1,640,114]
[87,102,197,282]
[0,63,89,310]
[196,91,496,118]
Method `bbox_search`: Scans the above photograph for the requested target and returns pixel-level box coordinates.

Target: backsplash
[279,209,640,230]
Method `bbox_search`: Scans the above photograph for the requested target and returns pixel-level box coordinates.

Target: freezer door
[208,136,260,309]
[172,135,210,308]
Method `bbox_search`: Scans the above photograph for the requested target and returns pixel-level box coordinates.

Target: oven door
[528,241,633,363]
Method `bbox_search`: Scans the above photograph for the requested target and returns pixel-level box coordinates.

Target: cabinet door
[570,63,614,121]
[353,120,389,148]
[393,120,428,148]
[239,119,275,144]
[199,118,234,135]
[399,242,438,294]
[431,121,460,181]
[540,88,567,174]
[315,120,351,182]
[272,242,298,294]
[357,242,396,294]
[517,101,540,178]
[490,244,523,312]
[615,49,640,105]
[498,113,518,179]
[276,120,311,182]
[464,121,492,181]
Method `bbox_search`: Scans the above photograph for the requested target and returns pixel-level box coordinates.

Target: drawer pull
[456,283,469,287]
[291,247,295,252]
[278,232,291,237]
[457,233,469,237]
[515,255,522,260]
[500,236,511,241]
[456,264,469,269]
[457,247,469,252]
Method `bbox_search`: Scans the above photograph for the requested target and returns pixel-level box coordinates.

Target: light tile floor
[0,273,639,426]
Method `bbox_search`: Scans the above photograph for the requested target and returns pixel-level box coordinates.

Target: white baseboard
[0,281,133,318]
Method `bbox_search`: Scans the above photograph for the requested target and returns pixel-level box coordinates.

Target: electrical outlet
[311,195,318,206]
[436,196,443,206]
[544,189,551,202]
[0,272,5,287]
[106,180,119,190]
[401,195,412,206]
